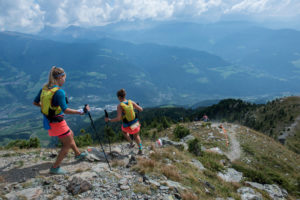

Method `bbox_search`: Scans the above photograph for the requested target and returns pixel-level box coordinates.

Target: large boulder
[218,168,243,183]
[159,137,188,150]
[246,182,288,200]
[237,187,263,200]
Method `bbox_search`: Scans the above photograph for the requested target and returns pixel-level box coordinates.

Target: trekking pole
[84,105,112,171]
[104,109,112,153]
[136,102,141,139]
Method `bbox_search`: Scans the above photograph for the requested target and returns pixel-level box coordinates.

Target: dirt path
[224,124,241,162]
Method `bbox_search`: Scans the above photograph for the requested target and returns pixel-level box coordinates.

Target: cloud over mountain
[0,0,300,33]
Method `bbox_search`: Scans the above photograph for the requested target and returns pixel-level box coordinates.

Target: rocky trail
[0,142,187,200]
[0,122,291,200]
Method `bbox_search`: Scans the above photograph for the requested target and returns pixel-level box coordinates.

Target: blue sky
[1,0,300,33]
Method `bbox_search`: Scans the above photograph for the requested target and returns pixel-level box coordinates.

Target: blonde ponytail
[44,66,65,88]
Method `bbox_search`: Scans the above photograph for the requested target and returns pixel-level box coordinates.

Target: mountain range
[0,21,300,145]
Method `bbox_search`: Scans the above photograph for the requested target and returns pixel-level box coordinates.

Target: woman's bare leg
[122,131,133,143]
[68,131,81,156]
[133,133,141,146]
[53,133,73,168]
[133,133,142,151]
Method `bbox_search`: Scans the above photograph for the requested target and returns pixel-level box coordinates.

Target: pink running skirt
[122,121,140,135]
[48,120,70,137]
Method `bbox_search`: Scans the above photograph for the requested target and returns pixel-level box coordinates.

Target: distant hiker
[105,89,143,155]
[33,66,88,174]
[202,114,209,122]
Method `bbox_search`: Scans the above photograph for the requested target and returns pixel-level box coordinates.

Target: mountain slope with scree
[0,121,299,199]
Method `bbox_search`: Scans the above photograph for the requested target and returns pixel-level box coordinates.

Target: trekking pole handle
[83,104,89,114]
[104,109,108,118]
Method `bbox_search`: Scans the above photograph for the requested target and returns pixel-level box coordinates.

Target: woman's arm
[33,102,41,107]
[33,89,42,107]
[132,101,143,112]
[105,105,122,122]
[64,108,84,115]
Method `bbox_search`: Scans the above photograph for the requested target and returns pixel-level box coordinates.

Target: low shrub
[151,131,158,141]
[6,137,40,149]
[173,124,190,139]
[74,134,93,147]
[188,138,202,156]
[200,152,225,172]
[201,122,211,128]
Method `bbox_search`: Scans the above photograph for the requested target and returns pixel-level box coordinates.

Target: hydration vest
[40,86,62,118]
[120,100,136,123]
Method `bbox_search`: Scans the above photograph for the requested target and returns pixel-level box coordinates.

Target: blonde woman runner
[33,66,88,174]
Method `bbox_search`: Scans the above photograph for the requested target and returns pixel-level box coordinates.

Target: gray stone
[245,181,264,190]
[180,135,195,143]
[199,179,215,191]
[92,163,109,173]
[208,135,217,140]
[67,176,93,195]
[120,185,130,190]
[246,182,288,199]
[190,159,205,170]
[206,147,224,155]
[149,179,160,187]
[111,146,122,154]
[53,196,64,200]
[69,171,98,180]
[119,178,128,185]
[160,185,169,190]
[126,155,137,168]
[160,137,187,150]
[5,187,43,200]
[164,180,188,191]
[218,168,243,183]
[164,195,175,200]
[264,184,287,200]
[205,187,210,194]
[237,187,263,200]
[85,147,105,161]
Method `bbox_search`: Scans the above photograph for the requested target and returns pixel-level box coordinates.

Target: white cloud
[226,0,269,13]
[0,0,300,33]
[0,0,44,33]
[225,0,300,18]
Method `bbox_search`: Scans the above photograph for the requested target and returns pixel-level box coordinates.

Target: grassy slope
[253,96,300,153]
[191,96,300,154]
[129,122,300,199]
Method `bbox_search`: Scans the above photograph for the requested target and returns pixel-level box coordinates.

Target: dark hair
[117,89,126,98]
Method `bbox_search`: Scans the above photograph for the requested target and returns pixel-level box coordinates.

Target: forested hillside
[84,97,300,154]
